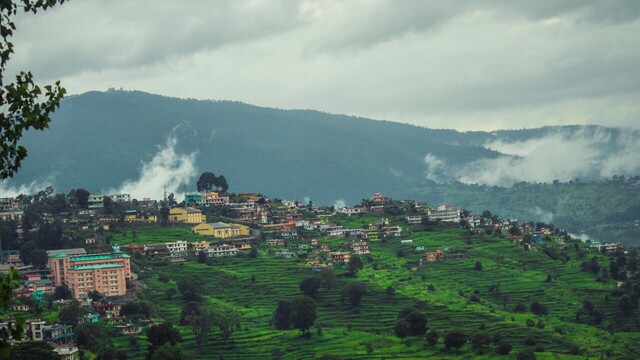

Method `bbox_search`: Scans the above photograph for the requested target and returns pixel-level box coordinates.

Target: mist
[425,127,640,186]
[110,137,198,200]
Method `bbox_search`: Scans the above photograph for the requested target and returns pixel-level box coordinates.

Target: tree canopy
[0,0,66,179]
[196,171,229,192]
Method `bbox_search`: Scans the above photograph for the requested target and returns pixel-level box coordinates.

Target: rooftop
[69,263,124,271]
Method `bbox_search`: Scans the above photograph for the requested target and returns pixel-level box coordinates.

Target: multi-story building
[88,195,104,209]
[191,222,250,238]
[427,204,461,223]
[48,251,131,299]
[169,207,206,224]
[108,193,131,203]
[206,244,238,257]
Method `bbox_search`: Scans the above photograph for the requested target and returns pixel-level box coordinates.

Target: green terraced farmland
[114,222,639,359]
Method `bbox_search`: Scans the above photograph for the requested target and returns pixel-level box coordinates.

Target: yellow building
[192,222,250,238]
[169,207,206,224]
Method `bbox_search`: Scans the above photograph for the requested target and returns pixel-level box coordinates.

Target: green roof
[69,263,124,271]
[70,253,129,262]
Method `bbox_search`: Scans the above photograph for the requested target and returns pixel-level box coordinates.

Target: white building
[428,204,461,223]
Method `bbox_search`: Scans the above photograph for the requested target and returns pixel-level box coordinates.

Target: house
[0,210,23,221]
[348,240,370,255]
[427,204,461,223]
[425,247,445,262]
[116,324,142,335]
[193,241,210,252]
[165,241,188,262]
[108,193,131,203]
[192,222,250,238]
[88,194,104,209]
[331,252,350,264]
[169,207,206,224]
[206,244,238,257]
[372,193,391,204]
[275,249,294,259]
[267,239,285,247]
[406,216,423,224]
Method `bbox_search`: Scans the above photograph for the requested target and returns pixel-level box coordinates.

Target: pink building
[49,252,132,299]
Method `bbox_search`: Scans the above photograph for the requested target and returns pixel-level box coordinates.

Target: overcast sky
[8,0,640,131]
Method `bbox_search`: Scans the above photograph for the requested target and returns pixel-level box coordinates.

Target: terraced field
[113,222,639,359]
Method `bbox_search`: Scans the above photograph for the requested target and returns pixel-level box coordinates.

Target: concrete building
[169,207,206,224]
[192,222,250,238]
[48,252,131,299]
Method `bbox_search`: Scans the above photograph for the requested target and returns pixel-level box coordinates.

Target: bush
[516,349,536,360]
[496,340,512,355]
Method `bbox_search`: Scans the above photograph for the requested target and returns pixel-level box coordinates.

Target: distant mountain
[4,90,639,243]
[8,90,503,203]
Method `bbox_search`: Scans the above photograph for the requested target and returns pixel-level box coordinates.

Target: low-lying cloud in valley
[110,137,198,200]
[425,127,640,186]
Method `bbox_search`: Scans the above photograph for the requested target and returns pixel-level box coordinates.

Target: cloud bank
[7,1,640,131]
[110,138,198,200]
[424,127,640,186]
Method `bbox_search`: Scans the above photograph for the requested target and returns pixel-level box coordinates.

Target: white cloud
[0,179,53,197]
[110,137,198,200]
[334,199,347,209]
[424,127,640,186]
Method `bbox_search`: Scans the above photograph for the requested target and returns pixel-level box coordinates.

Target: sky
[7,0,640,131]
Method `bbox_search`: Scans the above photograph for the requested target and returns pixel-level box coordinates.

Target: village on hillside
[0,185,628,358]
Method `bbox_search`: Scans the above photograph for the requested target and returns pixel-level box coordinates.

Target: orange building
[49,251,132,300]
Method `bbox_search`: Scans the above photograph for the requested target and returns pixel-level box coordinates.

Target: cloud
[424,127,640,186]
[6,1,640,131]
[0,179,53,197]
[110,137,198,200]
[334,199,347,209]
[532,206,554,224]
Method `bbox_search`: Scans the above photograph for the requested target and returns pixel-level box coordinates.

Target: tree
[52,284,73,301]
[177,275,206,301]
[196,171,229,192]
[58,300,82,326]
[394,308,427,338]
[179,301,202,326]
[9,341,57,360]
[386,285,395,298]
[475,261,483,271]
[299,277,322,298]
[516,349,536,360]
[496,340,513,355]
[188,309,214,352]
[444,331,468,352]
[272,299,293,330]
[426,329,438,347]
[1,268,24,358]
[530,301,549,316]
[342,282,367,310]
[149,343,185,360]
[213,308,241,342]
[68,188,90,208]
[120,301,154,321]
[146,322,181,359]
[347,254,364,276]
[0,1,67,180]
[471,333,491,352]
[319,269,337,291]
[290,296,317,335]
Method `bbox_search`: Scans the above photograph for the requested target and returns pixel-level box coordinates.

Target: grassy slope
[110,222,638,359]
